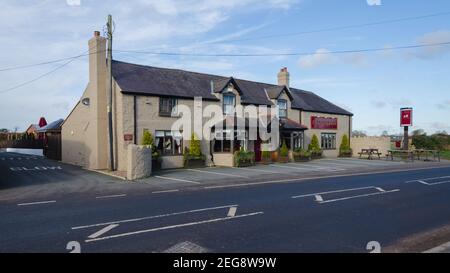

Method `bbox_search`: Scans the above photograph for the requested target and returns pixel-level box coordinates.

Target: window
[223,94,236,116]
[321,133,336,150]
[213,130,233,153]
[278,99,287,118]
[155,130,183,155]
[159,97,178,117]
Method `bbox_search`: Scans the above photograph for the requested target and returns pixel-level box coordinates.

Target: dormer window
[278,99,287,118]
[223,93,236,116]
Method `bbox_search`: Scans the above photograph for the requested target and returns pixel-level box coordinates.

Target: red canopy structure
[38,117,47,128]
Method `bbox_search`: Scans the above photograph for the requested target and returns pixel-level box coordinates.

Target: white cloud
[413,30,450,59]
[297,49,334,69]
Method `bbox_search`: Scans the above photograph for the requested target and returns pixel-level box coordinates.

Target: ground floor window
[321,133,336,150]
[155,130,183,155]
[281,131,304,150]
[213,130,247,153]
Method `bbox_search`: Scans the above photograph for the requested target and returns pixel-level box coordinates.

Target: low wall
[161,156,184,169]
[126,145,152,180]
[351,136,391,157]
[6,148,43,156]
[213,153,234,167]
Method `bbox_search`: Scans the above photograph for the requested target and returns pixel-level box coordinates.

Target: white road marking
[318,189,400,204]
[314,195,324,202]
[18,200,56,206]
[154,176,200,184]
[72,204,238,230]
[375,187,386,192]
[227,206,238,217]
[418,180,450,186]
[231,167,279,174]
[85,212,264,243]
[95,194,127,199]
[187,168,249,178]
[292,186,376,199]
[152,189,180,194]
[270,164,318,171]
[405,176,450,183]
[88,224,119,239]
[204,165,450,190]
[423,241,450,253]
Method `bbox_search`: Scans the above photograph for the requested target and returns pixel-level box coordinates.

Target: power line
[0,50,105,72]
[0,49,105,94]
[115,41,450,57]
[222,11,450,43]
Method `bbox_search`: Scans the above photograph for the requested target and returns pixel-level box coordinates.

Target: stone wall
[126,145,152,180]
[351,136,391,157]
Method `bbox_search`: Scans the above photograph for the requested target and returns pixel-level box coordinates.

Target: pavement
[1,150,450,253]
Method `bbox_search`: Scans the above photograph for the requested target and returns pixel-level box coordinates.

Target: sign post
[400,108,413,150]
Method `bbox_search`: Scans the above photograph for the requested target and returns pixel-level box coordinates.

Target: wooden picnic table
[386,149,441,162]
[413,149,441,162]
[386,150,415,162]
[358,148,382,160]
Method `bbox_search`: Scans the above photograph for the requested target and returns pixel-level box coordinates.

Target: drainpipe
[133,96,137,145]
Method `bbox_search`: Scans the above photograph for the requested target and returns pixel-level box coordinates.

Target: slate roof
[112,60,353,116]
[37,119,64,133]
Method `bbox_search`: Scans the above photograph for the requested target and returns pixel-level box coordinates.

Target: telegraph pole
[107,15,115,171]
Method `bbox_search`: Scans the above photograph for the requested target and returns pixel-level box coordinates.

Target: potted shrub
[278,141,290,163]
[308,134,323,159]
[184,133,206,168]
[261,150,272,165]
[234,148,255,167]
[141,131,161,171]
[293,148,311,162]
[339,134,353,158]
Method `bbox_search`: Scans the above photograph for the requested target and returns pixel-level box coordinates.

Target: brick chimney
[277,67,290,87]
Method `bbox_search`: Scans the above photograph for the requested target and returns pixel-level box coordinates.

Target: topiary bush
[184,133,206,168]
[339,134,353,157]
[293,148,311,162]
[234,148,255,167]
[308,134,323,159]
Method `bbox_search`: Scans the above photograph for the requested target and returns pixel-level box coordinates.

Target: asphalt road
[1,151,450,253]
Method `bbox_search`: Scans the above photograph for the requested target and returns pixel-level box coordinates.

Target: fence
[0,139,44,149]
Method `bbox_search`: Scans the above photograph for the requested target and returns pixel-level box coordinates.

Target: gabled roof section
[112,60,353,116]
[266,86,293,101]
[290,88,353,116]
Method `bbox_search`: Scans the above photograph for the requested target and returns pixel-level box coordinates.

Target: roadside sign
[400,108,413,127]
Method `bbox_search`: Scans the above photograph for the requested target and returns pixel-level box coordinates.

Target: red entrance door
[254,139,262,162]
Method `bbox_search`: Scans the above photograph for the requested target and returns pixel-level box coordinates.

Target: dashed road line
[292,186,376,199]
[231,167,279,174]
[95,194,127,199]
[152,189,180,194]
[18,200,56,207]
[318,189,400,204]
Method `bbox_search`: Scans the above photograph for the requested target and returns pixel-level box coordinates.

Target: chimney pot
[277,67,290,87]
[94,31,101,37]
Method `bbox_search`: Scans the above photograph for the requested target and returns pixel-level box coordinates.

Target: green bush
[262,150,271,160]
[294,148,311,158]
[280,141,289,157]
[141,131,160,159]
[234,149,255,167]
[189,133,202,157]
[308,134,323,158]
[308,134,321,152]
[339,134,352,157]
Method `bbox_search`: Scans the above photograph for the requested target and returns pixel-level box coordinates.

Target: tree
[189,133,202,157]
[339,134,350,151]
[352,130,367,137]
[308,134,321,152]
[381,130,389,137]
[280,141,289,157]
[0,128,8,133]
[141,131,154,147]
[411,129,426,136]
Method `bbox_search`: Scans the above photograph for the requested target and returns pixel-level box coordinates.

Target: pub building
[61,32,353,171]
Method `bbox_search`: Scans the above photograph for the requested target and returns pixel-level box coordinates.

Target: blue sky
[0,0,449,135]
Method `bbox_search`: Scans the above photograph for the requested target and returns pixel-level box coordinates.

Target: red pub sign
[400,108,413,127]
[311,116,338,130]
